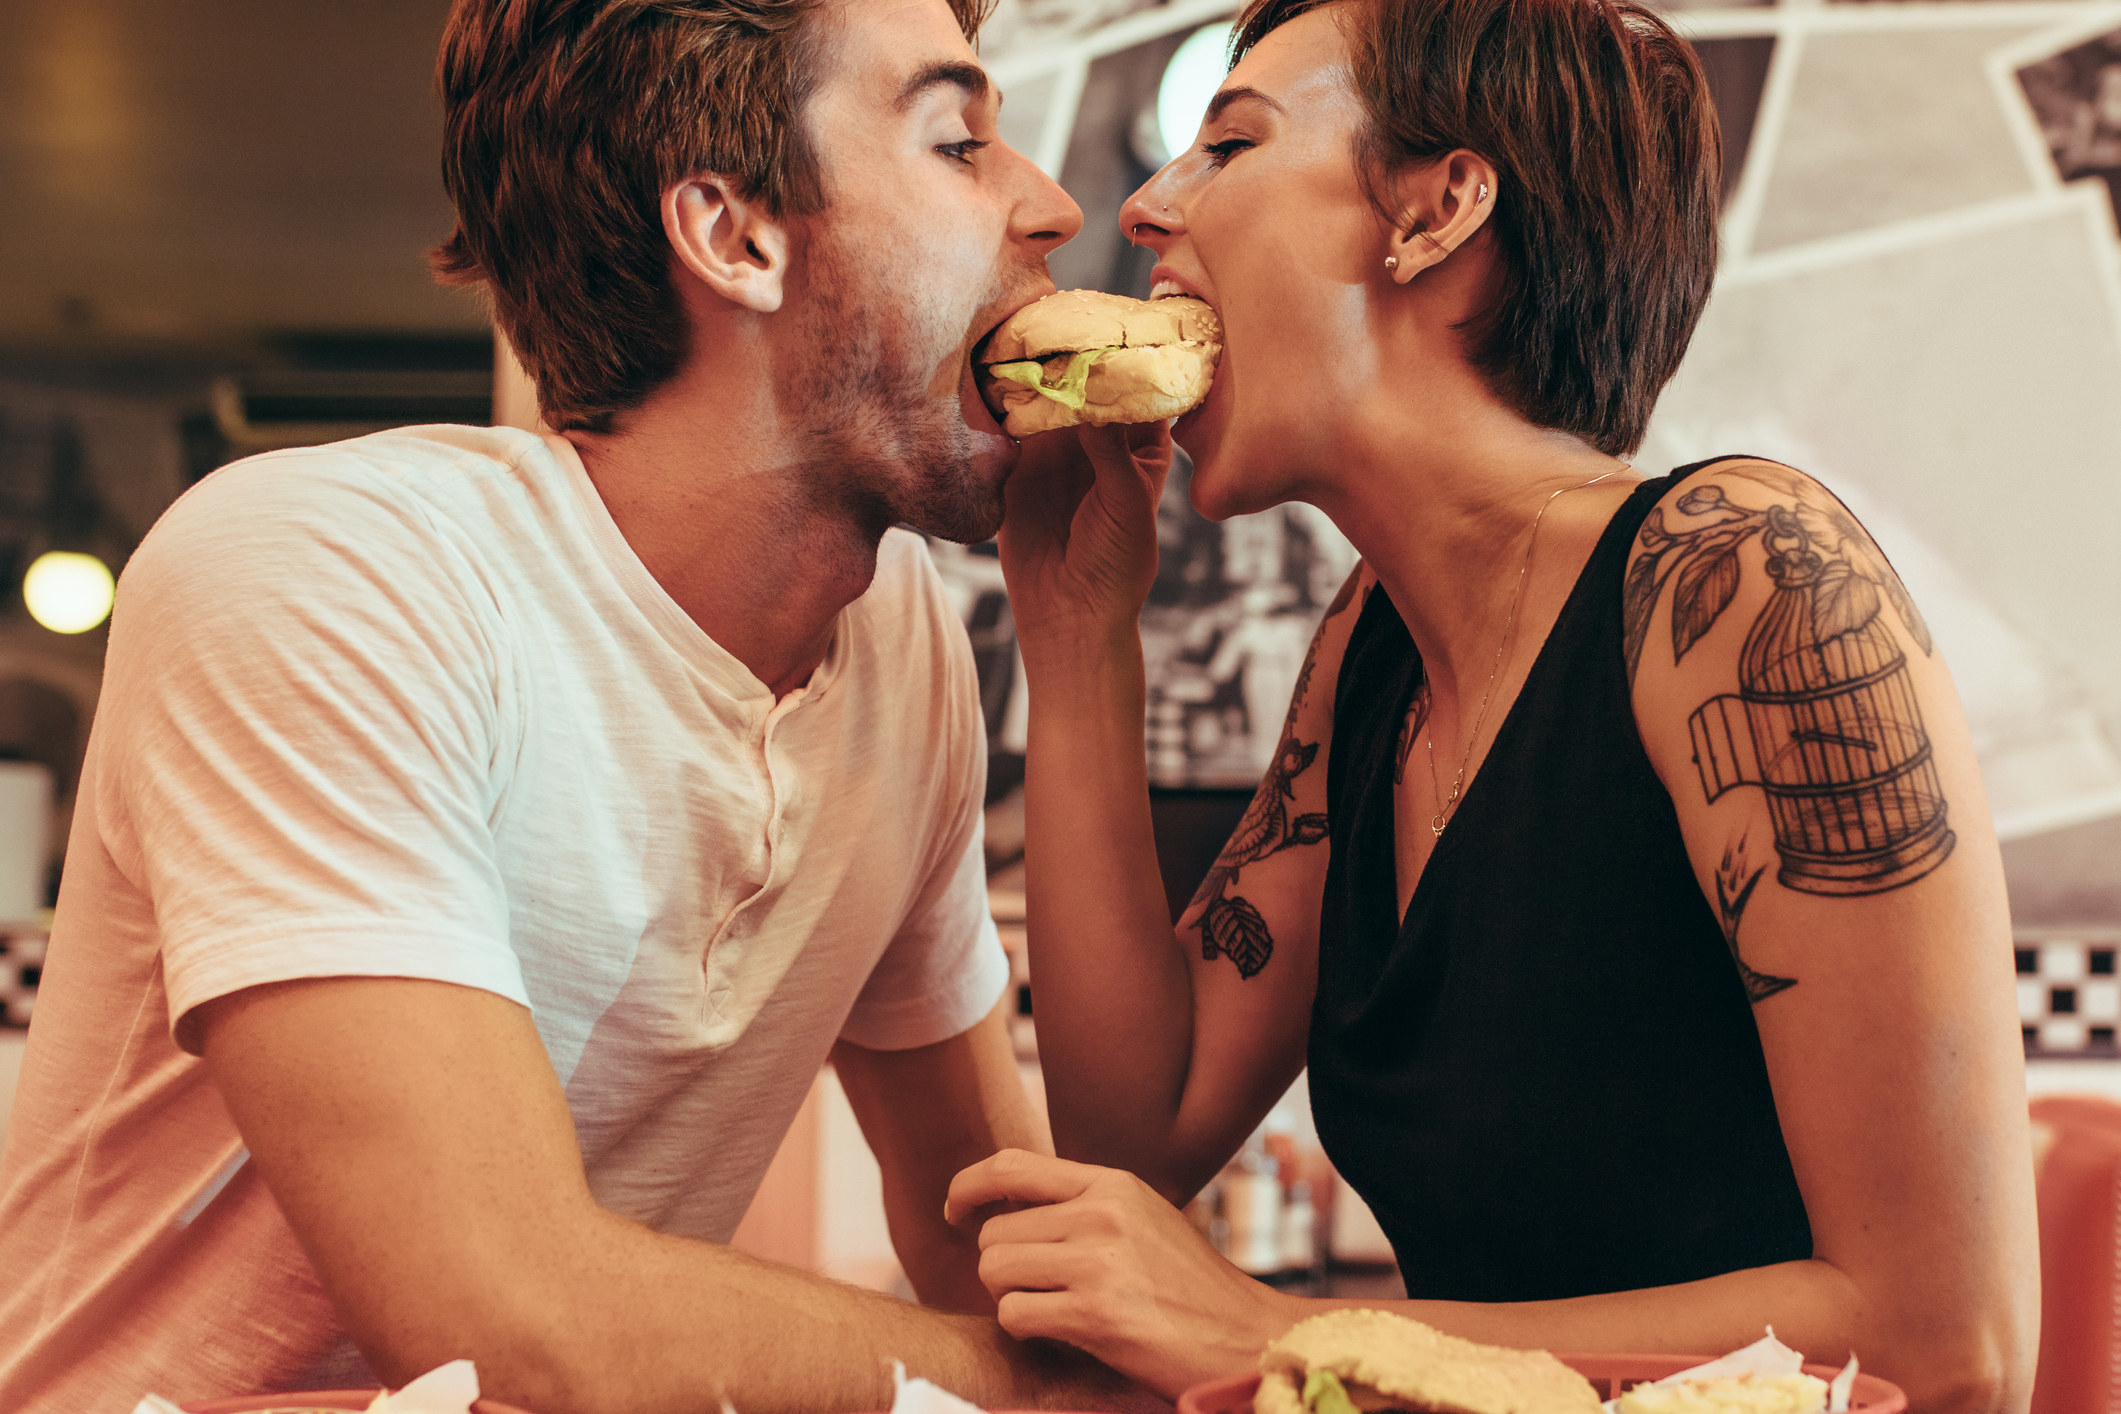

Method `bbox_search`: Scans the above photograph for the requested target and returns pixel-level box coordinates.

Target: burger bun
[980,289,1222,437]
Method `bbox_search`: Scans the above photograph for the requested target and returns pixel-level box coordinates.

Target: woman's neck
[1309,394,1634,704]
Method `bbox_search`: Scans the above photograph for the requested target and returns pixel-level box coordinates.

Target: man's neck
[564,364,887,700]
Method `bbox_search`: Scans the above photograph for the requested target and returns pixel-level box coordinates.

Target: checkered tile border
[0,930,45,1028]
[2019,931,2121,1058]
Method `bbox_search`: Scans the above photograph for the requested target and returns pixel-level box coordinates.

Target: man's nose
[1011,148,1084,252]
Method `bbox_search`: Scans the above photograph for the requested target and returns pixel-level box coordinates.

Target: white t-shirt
[0,425,1006,1412]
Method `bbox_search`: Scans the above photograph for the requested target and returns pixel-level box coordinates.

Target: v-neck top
[1309,463,1813,1302]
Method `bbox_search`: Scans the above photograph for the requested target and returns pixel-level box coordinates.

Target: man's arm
[832,997,1050,1313]
[197,976,1132,1414]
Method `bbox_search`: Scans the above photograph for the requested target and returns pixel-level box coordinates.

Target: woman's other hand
[946,1149,1298,1397]
[997,422,1171,656]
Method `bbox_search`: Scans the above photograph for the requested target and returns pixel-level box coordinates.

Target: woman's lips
[1147,267,1211,306]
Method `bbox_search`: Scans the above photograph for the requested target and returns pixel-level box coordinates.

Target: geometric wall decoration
[2019,23,2121,224]
[1753,27,2045,251]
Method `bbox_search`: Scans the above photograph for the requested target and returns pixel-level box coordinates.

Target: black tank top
[1310,463,1813,1302]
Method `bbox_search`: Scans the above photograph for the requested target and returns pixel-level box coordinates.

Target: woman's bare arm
[1618,459,2037,1412]
[999,425,1365,1199]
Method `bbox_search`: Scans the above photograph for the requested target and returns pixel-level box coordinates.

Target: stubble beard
[775,226,1007,546]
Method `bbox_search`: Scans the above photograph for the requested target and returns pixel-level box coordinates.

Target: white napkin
[1601,1329,1859,1413]
[369,1360,482,1414]
[131,1358,481,1414]
[888,1360,991,1414]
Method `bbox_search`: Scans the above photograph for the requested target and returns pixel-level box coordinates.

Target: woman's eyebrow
[1205,86,1286,124]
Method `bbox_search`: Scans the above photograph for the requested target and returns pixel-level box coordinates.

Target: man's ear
[663,175,790,314]
[1383,149,1499,286]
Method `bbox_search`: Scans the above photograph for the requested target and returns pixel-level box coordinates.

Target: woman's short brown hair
[1234,0,1722,455]
[432,0,989,432]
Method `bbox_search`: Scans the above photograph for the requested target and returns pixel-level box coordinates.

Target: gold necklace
[1425,465,1628,837]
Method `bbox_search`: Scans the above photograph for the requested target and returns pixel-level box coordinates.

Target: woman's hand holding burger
[989,289,1218,659]
[997,419,1170,661]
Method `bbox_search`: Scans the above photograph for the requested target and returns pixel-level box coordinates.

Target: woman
[947,0,2038,1408]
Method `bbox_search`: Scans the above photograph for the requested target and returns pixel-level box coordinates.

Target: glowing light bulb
[1157,23,1236,170]
[24,551,115,634]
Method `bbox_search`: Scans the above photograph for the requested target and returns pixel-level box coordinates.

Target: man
[0,0,1126,1409]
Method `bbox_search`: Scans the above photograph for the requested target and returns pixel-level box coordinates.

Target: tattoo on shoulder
[1186,576,1364,979]
[1716,836,1796,1003]
[1630,465,1954,898]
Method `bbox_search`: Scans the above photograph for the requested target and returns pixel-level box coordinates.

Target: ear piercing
[1385,234,1445,275]
[1386,192,1484,273]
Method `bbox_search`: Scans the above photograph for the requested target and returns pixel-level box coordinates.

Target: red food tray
[182,1393,538,1414]
[1179,1361,1908,1414]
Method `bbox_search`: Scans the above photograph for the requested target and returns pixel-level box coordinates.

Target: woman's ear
[1383,150,1500,286]
[663,175,790,314]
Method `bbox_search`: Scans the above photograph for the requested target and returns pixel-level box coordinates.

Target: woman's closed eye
[1201,137,1254,168]
[937,138,990,165]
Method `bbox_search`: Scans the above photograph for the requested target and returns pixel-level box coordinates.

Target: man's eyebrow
[894,60,991,112]
[1205,85,1284,124]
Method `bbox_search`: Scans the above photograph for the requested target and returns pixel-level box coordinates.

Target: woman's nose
[1118,170,1184,253]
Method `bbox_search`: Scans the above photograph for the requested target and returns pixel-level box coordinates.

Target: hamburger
[977,289,1222,438]
[1255,1309,1604,1414]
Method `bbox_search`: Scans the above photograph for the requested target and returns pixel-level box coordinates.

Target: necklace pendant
[1430,813,1448,837]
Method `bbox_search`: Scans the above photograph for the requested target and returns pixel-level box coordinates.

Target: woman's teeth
[1150,280,1190,300]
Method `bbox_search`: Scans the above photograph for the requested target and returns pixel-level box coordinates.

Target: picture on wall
[2020,25,2121,225]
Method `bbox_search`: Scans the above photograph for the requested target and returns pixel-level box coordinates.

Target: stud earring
[1478,182,1489,203]
[1384,255,1399,272]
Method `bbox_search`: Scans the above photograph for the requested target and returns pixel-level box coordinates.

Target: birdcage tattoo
[1689,508,1955,896]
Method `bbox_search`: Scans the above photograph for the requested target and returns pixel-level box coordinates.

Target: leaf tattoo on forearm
[1185,574,1362,978]
[1716,836,1796,1003]
[1630,466,1954,898]
[1191,734,1329,978]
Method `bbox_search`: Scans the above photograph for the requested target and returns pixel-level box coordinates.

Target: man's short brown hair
[1234,0,1722,455]
[433,0,990,432]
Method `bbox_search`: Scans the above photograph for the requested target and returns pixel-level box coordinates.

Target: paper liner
[1601,1329,1857,1413]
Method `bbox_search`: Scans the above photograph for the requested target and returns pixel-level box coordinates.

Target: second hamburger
[979,289,1222,438]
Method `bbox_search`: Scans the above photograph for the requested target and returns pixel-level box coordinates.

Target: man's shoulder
[170,424,548,531]
[122,425,563,641]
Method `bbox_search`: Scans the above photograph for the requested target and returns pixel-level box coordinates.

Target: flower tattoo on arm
[1630,463,1954,915]
[1186,573,1363,979]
